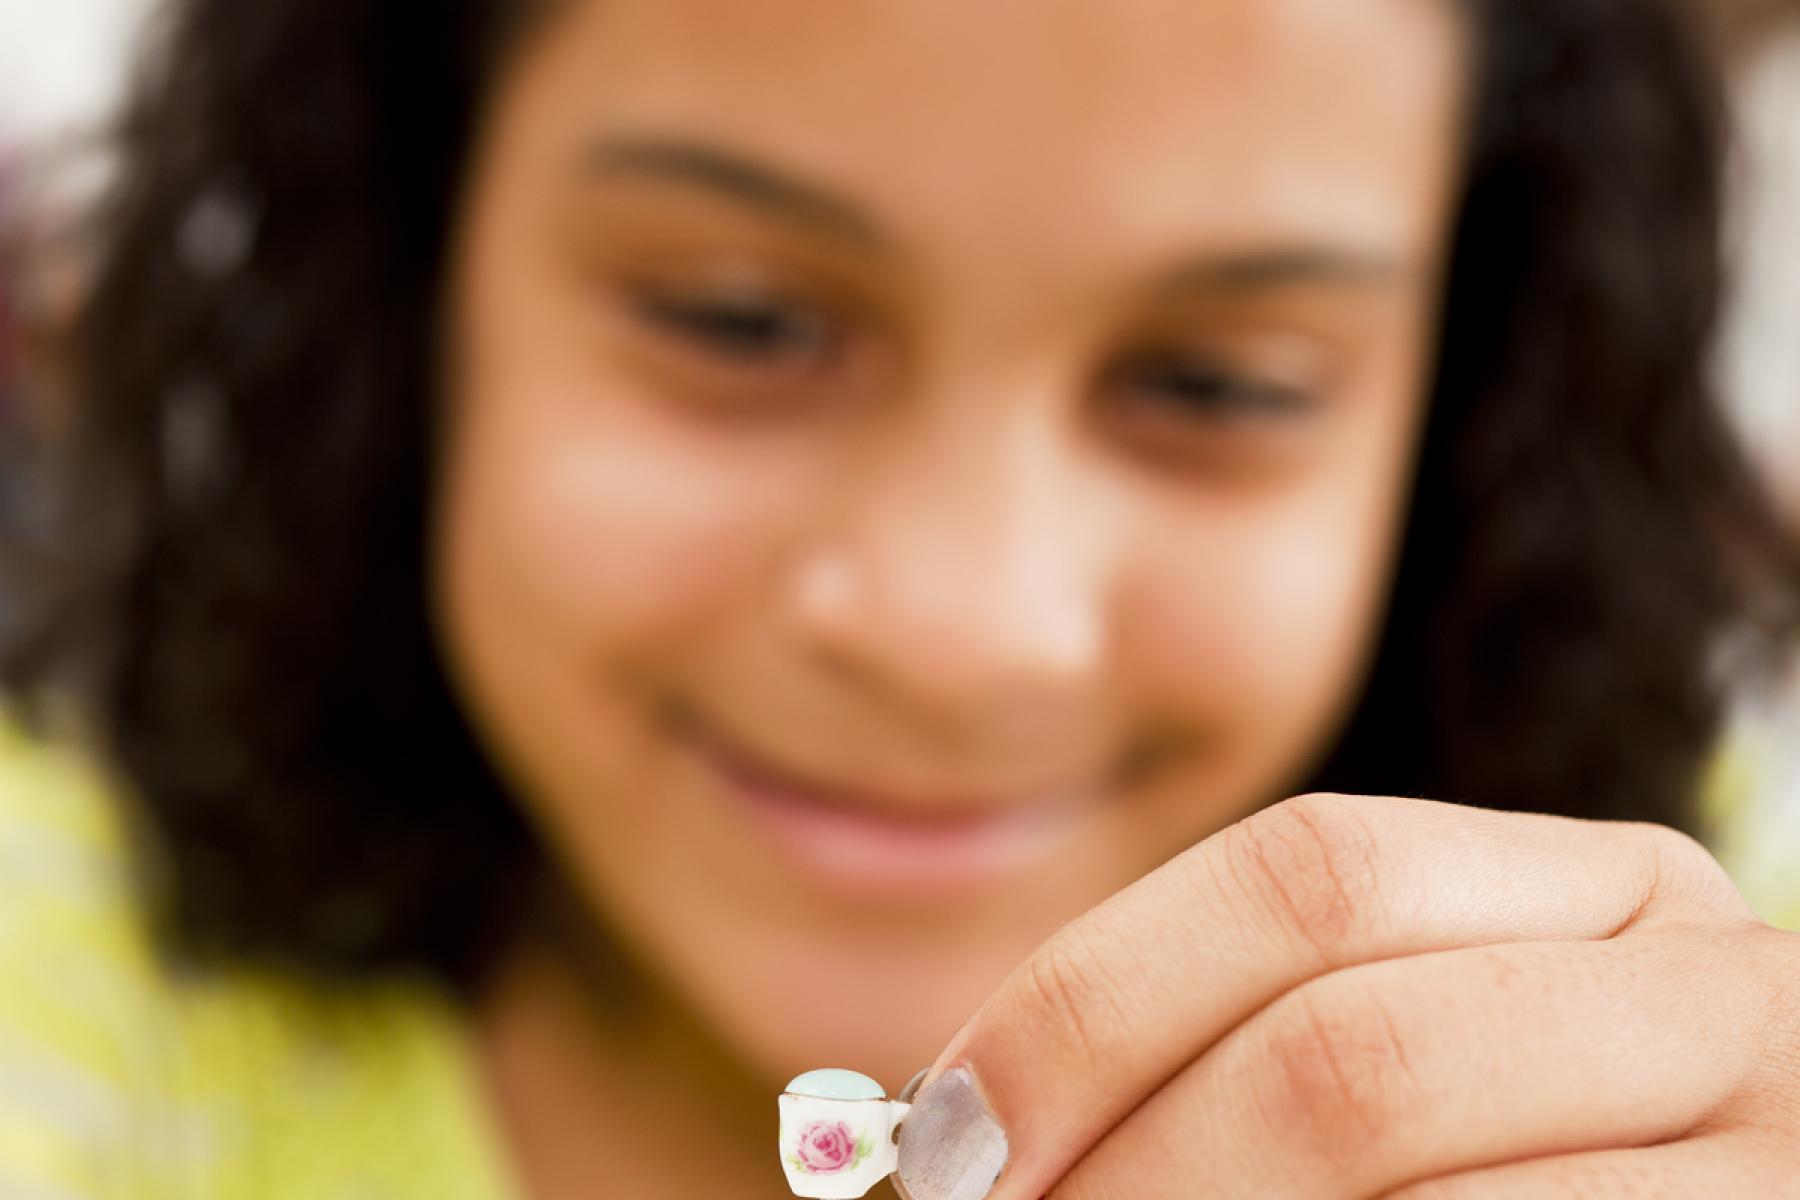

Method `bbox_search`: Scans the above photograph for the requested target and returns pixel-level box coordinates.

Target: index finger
[890,793,1745,1200]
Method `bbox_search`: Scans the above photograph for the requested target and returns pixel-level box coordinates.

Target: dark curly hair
[2,0,1795,994]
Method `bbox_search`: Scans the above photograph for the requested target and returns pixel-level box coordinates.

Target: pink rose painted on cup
[793,1119,869,1175]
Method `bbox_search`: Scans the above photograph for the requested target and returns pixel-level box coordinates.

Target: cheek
[434,123,801,678]
[438,345,796,670]
[430,351,807,821]
[1226,517,1390,706]
[472,410,749,638]
[1116,321,1433,777]
[1121,454,1414,781]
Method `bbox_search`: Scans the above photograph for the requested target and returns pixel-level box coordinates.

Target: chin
[633,902,1022,1092]
[716,978,976,1094]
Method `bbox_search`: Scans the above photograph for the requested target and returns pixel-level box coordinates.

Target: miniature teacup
[778,1069,912,1199]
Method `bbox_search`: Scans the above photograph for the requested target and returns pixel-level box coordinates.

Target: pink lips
[683,717,1096,896]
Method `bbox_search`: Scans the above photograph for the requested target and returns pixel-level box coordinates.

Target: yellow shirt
[1,720,1794,1198]
[0,723,525,1200]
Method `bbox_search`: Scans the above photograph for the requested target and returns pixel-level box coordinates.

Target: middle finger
[1046,928,1766,1199]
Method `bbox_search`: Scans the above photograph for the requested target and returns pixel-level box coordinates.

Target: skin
[432,0,1800,1195]
[903,797,1800,1198]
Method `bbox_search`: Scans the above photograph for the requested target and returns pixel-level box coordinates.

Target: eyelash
[627,289,1313,424]
[1107,353,1312,421]
[630,292,836,367]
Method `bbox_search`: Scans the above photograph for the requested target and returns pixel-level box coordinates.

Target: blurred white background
[1716,22,1800,928]
[0,0,153,149]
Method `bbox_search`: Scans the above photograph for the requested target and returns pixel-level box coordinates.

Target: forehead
[501,0,1469,265]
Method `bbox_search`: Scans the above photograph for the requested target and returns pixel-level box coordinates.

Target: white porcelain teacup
[778,1069,912,1199]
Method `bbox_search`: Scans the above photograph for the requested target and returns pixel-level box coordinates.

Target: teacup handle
[886,1099,913,1141]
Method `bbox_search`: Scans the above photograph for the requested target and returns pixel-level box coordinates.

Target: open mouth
[668,703,1105,897]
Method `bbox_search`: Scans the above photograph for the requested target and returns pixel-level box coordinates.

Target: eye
[629,289,837,369]
[1106,351,1312,422]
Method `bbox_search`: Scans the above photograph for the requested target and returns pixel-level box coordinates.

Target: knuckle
[1629,821,1746,917]
[1639,822,1718,876]
[1015,931,1133,1069]
[1225,794,1389,963]
[1249,983,1424,1170]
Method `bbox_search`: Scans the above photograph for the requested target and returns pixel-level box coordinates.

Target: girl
[3,0,1798,1196]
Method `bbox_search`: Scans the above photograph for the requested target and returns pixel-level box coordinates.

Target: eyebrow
[582,134,1409,293]
[1152,246,1409,297]
[582,135,888,251]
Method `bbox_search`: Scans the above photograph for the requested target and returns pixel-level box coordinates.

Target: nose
[779,391,1114,745]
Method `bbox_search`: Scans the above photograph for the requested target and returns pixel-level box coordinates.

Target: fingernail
[894,1065,1009,1200]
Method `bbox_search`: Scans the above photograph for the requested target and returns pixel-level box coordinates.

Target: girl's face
[437,0,1467,1084]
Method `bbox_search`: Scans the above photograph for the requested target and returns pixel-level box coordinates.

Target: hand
[892,794,1800,1198]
